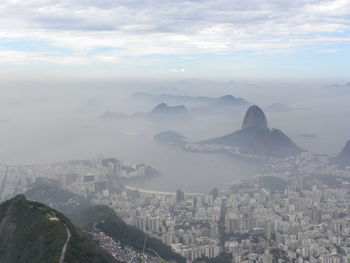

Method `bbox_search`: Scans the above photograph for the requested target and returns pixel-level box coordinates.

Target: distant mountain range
[101,93,250,121]
[326,82,350,89]
[133,93,250,115]
[202,105,303,158]
[149,103,191,121]
[101,102,191,122]
[331,140,350,168]
[133,93,249,105]
[325,82,350,94]
[0,195,118,263]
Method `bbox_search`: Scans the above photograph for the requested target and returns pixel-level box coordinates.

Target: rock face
[332,140,350,167]
[242,105,268,130]
[202,105,303,158]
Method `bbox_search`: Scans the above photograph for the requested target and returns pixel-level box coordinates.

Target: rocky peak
[152,102,169,112]
[242,105,268,130]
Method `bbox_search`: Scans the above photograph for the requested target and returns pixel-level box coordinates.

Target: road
[0,166,8,200]
[59,224,71,263]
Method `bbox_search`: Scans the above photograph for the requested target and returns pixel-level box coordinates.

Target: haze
[0,0,349,191]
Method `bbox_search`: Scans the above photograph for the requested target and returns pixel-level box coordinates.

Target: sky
[0,0,350,78]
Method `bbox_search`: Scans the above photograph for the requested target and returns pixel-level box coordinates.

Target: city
[0,149,349,263]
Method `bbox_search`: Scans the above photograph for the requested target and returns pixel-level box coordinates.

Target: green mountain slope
[25,185,185,263]
[0,195,118,263]
[25,184,90,224]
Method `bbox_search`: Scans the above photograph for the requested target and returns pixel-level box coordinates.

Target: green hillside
[24,185,185,263]
[0,195,118,263]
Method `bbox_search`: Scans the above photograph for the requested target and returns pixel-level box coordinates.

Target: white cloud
[170,68,186,73]
[0,0,349,64]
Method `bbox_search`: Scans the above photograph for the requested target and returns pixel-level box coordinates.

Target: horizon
[0,0,350,79]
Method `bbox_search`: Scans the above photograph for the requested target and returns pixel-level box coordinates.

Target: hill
[154,130,189,145]
[331,140,350,168]
[0,195,118,263]
[202,105,302,158]
[133,93,249,107]
[25,185,91,224]
[149,103,191,121]
[25,185,185,263]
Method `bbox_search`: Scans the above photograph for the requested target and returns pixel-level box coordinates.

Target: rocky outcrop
[242,105,268,130]
[202,105,303,158]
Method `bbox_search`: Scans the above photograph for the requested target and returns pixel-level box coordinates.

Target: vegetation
[24,185,184,262]
[78,205,186,263]
[0,195,118,263]
[25,184,90,221]
[0,195,65,263]
[258,176,288,192]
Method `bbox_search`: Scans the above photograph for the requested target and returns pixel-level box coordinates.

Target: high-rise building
[176,189,185,203]
[311,207,322,224]
[211,187,218,200]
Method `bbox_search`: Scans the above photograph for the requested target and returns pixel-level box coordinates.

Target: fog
[0,76,349,192]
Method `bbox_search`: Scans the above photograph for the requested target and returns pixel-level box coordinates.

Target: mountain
[25,185,185,263]
[242,105,268,130]
[331,140,350,168]
[324,82,350,95]
[25,185,91,224]
[215,95,248,106]
[202,105,303,158]
[149,103,191,121]
[154,130,189,145]
[100,102,190,122]
[132,93,250,110]
[0,195,118,263]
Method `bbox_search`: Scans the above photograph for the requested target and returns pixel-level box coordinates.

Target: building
[176,189,185,203]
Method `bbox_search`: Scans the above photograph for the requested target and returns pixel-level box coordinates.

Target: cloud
[170,68,186,73]
[0,0,349,65]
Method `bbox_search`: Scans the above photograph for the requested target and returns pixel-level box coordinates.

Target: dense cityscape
[1,0,350,262]
[1,149,349,263]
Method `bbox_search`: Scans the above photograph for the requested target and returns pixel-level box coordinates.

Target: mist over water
[0,77,349,192]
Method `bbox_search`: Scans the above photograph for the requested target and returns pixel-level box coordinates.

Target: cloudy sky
[0,0,350,78]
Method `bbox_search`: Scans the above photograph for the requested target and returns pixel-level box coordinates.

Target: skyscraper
[176,189,185,203]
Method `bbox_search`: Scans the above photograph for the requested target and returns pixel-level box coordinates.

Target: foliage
[78,205,186,263]
[0,195,118,263]
[258,176,288,192]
